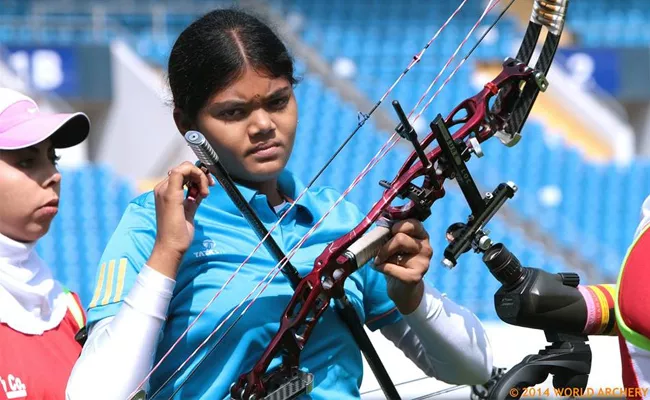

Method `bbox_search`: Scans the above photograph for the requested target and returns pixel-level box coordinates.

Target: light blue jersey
[86,169,402,399]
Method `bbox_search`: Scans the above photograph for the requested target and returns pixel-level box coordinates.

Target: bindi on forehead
[209,85,291,111]
[226,73,283,99]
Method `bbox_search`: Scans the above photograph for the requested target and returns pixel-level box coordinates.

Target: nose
[247,109,276,137]
[42,164,62,189]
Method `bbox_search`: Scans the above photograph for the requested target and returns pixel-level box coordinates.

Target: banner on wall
[557,48,620,96]
[558,47,650,102]
[2,44,113,102]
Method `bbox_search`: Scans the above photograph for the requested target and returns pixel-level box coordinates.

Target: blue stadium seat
[36,165,136,307]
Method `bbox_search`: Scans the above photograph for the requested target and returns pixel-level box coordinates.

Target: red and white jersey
[617,195,650,399]
[0,291,85,400]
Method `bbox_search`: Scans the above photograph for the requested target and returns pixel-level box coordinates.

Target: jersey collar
[214,169,315,223]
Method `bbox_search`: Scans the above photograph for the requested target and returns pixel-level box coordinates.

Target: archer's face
[194,68,298,185]
[0,139,61,242]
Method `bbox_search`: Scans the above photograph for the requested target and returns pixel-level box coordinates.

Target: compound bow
[229,0,568,398]
[130,0,569,399]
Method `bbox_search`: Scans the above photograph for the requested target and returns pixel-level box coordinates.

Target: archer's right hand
[147,161,214,279]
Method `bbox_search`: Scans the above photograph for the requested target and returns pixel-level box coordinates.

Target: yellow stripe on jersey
[113,258,128,303]
[101,260,117,306]
[89,262,107,308]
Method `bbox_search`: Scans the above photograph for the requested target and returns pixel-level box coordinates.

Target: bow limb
[493,0,568,146]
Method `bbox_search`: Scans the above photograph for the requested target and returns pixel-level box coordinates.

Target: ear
[173,107,192,136]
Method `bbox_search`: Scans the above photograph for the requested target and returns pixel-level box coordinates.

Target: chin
[247,161,287,181]
[23,222,52,242]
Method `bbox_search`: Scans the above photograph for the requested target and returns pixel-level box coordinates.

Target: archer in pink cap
[0,87,90,400]
[0,87,90,242]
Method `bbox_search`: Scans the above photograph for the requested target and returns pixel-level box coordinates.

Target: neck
[0,231,35,260]
[0,229,31,244]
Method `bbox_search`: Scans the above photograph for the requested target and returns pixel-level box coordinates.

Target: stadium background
[1,0,646,397]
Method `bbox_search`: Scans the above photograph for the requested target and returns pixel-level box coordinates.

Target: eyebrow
[210,86,292,109]
[28,145,56,154]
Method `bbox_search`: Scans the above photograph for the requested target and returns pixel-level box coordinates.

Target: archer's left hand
[373,219,433,315]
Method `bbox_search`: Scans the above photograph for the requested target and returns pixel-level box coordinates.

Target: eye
[17,158,35,169]
[268,97,290,110]
[218,108,246,120]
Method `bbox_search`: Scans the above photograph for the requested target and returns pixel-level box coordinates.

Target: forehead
[211,68,290,102]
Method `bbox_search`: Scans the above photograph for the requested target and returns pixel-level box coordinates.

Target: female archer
[66,8,493,399]
[0,88,90,400]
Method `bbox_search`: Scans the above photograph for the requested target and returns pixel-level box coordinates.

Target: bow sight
[385,98,518,269]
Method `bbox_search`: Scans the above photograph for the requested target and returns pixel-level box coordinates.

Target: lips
[248,141,282,156]
[41,198,59,208]
[35,198,59,219]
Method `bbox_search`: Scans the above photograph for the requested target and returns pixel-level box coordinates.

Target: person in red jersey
[616,195,650,400]
[0,88,90,400]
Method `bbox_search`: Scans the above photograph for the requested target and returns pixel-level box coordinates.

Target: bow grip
[344,225,392,270]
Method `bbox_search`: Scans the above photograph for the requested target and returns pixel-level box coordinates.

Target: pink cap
[0,88,90,150]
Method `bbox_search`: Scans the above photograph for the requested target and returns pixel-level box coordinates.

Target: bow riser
[235,253,366,398]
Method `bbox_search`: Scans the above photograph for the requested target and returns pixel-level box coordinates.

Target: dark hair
[168,8,298,122]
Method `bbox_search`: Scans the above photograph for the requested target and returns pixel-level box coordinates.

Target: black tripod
[488,331,592,399]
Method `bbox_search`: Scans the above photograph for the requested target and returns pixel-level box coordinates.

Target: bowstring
[410,0,501,120]
[413,0,516,123]
[132,3,471,398]
[305,0,472,190]
[156,0,512,397]
[361,375,468,399]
